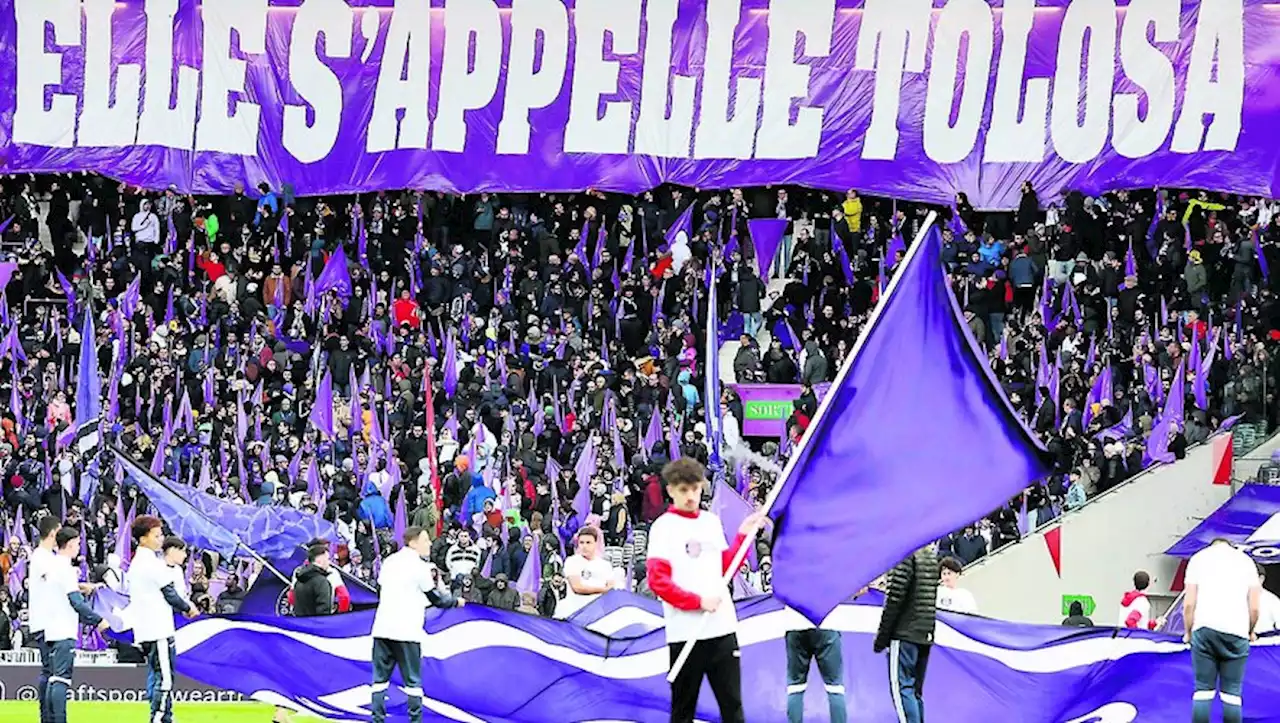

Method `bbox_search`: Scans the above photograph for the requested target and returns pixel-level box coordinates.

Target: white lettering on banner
[1050,0,1117,164]
[1,0,1252,170]
[196,0,267,155]
[1171,0,1245,153]
[283,0,352,164]
[81,0,143,148]
[137,0,199,150]
[13,0,79,148]
[693,0,761,160]
[368,0,432,153]
[434,0,503,153]
[496,0,569,155]
[632,0,696,157]
[635,0,697,158]
[1113,0,1178,159]
[923,0,993,164]
[855,0,932,161]
[756,0,834,160]
[564,0,641,155]
[1062,701,1139,723]
[983,0,1049,163]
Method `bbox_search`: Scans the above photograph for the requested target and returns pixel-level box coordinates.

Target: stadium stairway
[717,277,789,384]
[960,430,1280,625]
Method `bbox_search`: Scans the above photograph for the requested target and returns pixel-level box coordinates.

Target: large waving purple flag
[770,222,1050,625]
[314,247,352,301]
[745,218,788,280]
[111,446,335,561]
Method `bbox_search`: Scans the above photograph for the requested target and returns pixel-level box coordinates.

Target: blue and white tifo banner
[1167,484,1280,562]
[159,590,1280,723]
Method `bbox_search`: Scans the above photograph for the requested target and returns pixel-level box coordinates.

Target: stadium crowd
[0,173,1274,638]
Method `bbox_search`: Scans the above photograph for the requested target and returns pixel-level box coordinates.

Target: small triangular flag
[1044,526,1062,578]
[1212,435,1234,486]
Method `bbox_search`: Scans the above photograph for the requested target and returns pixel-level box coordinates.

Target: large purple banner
[0,0,1270,207]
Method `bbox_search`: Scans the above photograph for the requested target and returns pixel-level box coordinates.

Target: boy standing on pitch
[646,458,765,723]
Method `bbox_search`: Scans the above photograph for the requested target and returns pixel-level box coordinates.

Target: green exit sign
[1061,594,1096,617]
[743,400,794,421]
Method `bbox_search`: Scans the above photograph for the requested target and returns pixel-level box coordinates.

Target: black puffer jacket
[875,547,939,648]
[292,564,334,617]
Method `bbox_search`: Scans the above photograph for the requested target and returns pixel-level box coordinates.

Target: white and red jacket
[1118,590,1158,630]
[645,506,746,644]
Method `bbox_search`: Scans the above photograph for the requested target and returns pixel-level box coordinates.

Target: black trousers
[371,637,423,723]
[668,633,744,723]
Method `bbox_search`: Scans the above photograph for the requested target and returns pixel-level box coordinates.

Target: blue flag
[770,223,1050,624]
[110,446,336,560]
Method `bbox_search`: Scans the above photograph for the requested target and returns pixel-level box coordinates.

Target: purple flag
[572,436,598,517]
[315,247,353,301]
[72,302,101,448]
[442,332,459,399]
[662,204,693,253]
[1145,358,1187,466]
[1096,408,1133,442]
[771,223,1050,625]
[55,270,77,313]
[1146,191,1165,257]
[310,369,336,438]
[746,218,788,280]
[1253,226,1270,281]
[1017,493,1030,537]
[529,384,544,438]
[711,478,757,568]
[6,559,24,599]
[1082,365,1111,427]
[642,410,663,459]
[1124,240,1137,278]
[514,536,542,597]
[392,489,407,543]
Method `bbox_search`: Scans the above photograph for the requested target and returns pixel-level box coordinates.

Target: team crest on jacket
[684,541,702,558]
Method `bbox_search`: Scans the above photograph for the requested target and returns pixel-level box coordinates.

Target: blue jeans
[1191,628,1249,723]
[889,640,930,723]
[743,312,764,339]
[45,639,75,723]
[35,632,51,723]
[146,663,157,700]
[785,630,846,723]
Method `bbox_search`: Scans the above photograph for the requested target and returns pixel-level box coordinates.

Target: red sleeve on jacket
[334,585,351,613]
[646,558,702,611]
[1124,610,1142,629]
[287,589,296,607]
[721,533,748,577]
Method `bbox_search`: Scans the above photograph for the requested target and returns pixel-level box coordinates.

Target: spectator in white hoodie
[131,198,160,247]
